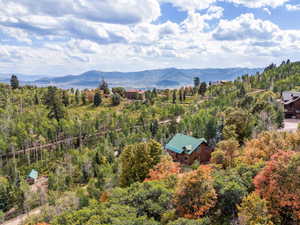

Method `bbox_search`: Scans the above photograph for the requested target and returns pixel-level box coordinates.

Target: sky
[1,0,300,76]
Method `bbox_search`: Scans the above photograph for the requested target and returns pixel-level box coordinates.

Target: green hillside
[0,62,299,225]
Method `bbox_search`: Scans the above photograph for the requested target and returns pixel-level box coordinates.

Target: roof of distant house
[284,96,300,105]
[28,169,38,180]
[165,133,207,155]
[126,89,144,93]
[282,91,300,102]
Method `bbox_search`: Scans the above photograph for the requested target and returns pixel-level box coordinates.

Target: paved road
[3,208,41,225]
[279,119,300,132]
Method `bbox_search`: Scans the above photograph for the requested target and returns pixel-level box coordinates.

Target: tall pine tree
[94,92,102,107]
[10,75,19,89]
[173,90,177,104]
[45,86,65,121]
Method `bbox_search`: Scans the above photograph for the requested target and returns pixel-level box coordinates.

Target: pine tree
[93,92,102,107]
[75,89,80,105]
[81,92,87,105]
[10,75,19,89]
[152,88,157,98]
[194,77,200,87]
[172,90,177,104]
[45,87,65,121]
[99,79,110,95]
[120,140,162,187]
[112,94,121,106]
[34,93,39,105]
[62,90,69,106]
[150,119,159,137]
[179,89,183,103]
[183,88,187,101]
[199,82,207,96]
[238,85,246,97]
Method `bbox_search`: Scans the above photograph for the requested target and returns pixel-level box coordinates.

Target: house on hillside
[165,133,212,165]
[125,89,145,100]
[282,91,300,119]
[210,80,230,86]
[27,169,38,184]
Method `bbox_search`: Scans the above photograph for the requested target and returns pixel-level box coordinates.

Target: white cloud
[0,0,300,75]
[181,11,207,32]
[204,6,224,20]
[159,0,216,11]
[160,0,288,11]
[286,4,300,11]
[158,21,180,38]
[263,7,271,15]
[225,0,290,8]
[1,0,161,24]
[213,13,280,41]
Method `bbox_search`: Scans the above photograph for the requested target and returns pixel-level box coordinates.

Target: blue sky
[0,0,300,76]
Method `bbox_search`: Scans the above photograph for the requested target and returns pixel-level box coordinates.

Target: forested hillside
[0,61,299,225]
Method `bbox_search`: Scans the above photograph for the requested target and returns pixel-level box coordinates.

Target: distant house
[165,133,212,165]
[125,89,145,100]
[282,91,300,119]
[210,80,230,86]
[27,169,38,184]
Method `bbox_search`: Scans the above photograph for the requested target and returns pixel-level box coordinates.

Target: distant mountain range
[0,68,262,89]
[0,73,45,83]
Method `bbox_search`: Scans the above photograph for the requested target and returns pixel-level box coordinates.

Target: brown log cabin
[282,91,300,119]
[165,133,212,165]
[125,89,145,100]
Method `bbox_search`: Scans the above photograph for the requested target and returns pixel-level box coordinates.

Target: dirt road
[3,208,41,225]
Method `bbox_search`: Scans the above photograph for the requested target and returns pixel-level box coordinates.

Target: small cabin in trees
[26,169,38,185]
[165,134,212,165]
[282,91,300,119]
[210,80,230,86]
[125,89,145,100]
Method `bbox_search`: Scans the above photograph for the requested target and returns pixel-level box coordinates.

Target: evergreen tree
[62,90,69,107]
[94,92,102,107]
[45,86,65,121]
[81,92,87,105]
[152,88,157,98]
[179,89,183,103]
[150,119,159,137]
[0,177,12,212]
[183,88,187,101]
[112,87,126,97]
[75,89,80,105]
[120,140,162,187]
[34,93,40,105]
[99,79,110,95]
[194,77,200,87]
[10,75,19,89]
[112,94,121,106]
[199,82,207,96]
[238,85,246,98]
[172,90,177,104]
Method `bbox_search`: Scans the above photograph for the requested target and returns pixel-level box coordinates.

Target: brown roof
[126,89,144,94]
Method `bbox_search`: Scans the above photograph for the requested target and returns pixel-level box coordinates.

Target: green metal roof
[28,169,38,180]
[165,133,207,155]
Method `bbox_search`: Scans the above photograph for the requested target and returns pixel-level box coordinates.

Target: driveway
[279,119,300,132]
[3,208,41,225]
